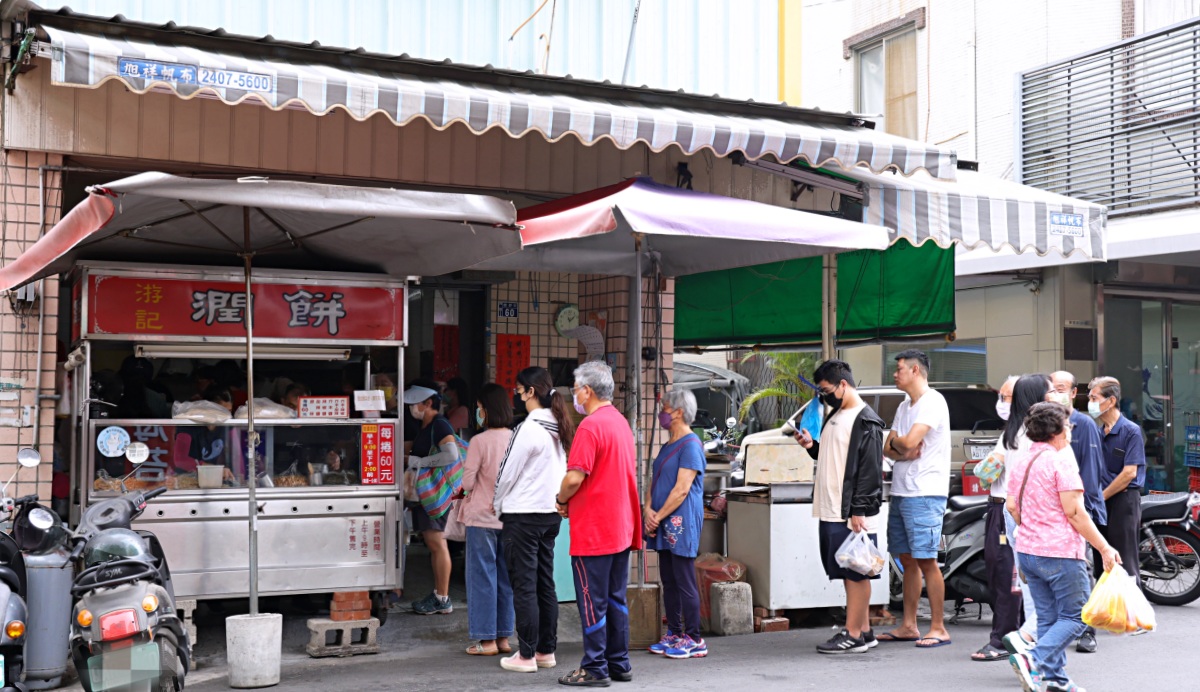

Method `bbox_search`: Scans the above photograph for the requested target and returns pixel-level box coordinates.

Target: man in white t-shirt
[879,350,953,649]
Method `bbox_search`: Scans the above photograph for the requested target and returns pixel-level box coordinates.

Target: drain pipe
[31,165,51,462]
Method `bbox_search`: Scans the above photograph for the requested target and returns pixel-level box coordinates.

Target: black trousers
[659,551,701,640]
[1096,487,1142,583]
[500,512,561,658]
[985,501,1021,648]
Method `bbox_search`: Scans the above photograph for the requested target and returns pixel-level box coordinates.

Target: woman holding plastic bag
[1006,403,1121,692]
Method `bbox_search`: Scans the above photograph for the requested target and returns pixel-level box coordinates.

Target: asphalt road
[183,598,1195,692]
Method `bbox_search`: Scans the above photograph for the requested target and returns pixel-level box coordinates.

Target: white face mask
[409,404,424,420]
[1065,424,1073,445]
[1049,391,1073,409]
[995,400,1011,421]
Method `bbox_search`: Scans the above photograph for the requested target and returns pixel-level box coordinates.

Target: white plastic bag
[835,530,886,576]
[442,502,466,542]
[234,397,297,420]
[171,400,232,424]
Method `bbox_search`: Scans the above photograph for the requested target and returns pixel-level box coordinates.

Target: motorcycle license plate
[966,444,993,461]
[87,642,159,691]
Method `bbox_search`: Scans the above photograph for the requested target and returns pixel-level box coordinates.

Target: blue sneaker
[664,635,708,659]
[1008,653,1041,692]
[648,634,682,655]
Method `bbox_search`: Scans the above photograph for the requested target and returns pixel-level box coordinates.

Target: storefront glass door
[1103,298,1169,490]
[1171,303,1200,489]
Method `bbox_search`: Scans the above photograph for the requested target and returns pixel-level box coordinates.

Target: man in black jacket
[795,359,886,655]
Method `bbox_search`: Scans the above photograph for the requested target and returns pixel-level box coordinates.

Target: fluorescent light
[135,344,350,361]
[736,158,864,199]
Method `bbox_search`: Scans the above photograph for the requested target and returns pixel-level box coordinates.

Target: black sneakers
[817,629,870,654]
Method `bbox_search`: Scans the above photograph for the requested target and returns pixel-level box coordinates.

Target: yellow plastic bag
[1083,568,1156,634]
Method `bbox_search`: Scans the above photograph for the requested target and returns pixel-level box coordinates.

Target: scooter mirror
[16,448,41,468]
[725,417,738,429]
[124,442,150,465]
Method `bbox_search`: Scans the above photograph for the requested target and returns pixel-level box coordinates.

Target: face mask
[995,400,1011,421]
[819,385,843,412]
[1065,425,1073,445]
[1087,400,1105,418]
[476,407,485,427]
[409,404,423,420]
[513,393,527,415]
[573,390,587,416]
[1049,391,1072,409]
[658,411,674,429]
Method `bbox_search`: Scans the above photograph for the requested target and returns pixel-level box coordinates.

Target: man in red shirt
[556,361,642,687]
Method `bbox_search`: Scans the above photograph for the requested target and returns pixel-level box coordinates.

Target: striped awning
[37,24,958,179]
[848,168,1108,260]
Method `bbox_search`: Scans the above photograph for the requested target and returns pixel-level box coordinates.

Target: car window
[942,389,1002,431]
[875,394,903,427]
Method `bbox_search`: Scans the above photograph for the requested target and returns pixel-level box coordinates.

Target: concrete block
[709,581,753,636]
[305,617,380,658]
[176,598,198,648]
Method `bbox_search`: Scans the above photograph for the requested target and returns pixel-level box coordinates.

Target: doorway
[1103,295,1200,491]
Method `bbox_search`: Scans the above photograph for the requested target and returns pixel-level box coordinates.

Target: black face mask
[513,393,527,415]
[819,386,843,412]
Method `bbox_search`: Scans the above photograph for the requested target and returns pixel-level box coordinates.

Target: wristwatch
[555,497,567,506]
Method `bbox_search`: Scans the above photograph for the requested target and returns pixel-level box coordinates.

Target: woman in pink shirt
[459,383,515,656]
[1005,403,1120,692]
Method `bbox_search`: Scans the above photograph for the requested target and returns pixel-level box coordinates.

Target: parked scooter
[68,443,190,692]
[0,448,40,692]
[1138,491,1200,606]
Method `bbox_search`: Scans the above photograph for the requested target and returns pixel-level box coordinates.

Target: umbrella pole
[629,235,645,588]
[242,206,260,616]
[821,254,838,361]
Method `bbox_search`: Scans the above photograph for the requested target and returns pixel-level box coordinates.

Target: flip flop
[916,636,953,649]
[466,643,500,656]
[876,631,920,642]
[971,643,1007,661]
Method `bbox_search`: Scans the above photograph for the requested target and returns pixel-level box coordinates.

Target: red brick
[331,599,371,612]
[329,610,371,622]
[753,607,770,619]
[753,616,763,632]
[332,591,370,603]
[759,617,789,633]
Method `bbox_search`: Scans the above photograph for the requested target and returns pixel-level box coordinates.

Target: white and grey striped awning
[38,25,958,179]
[849,168,1108,260]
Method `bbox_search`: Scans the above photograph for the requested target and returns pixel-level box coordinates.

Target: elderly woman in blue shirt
[644,389,708,660]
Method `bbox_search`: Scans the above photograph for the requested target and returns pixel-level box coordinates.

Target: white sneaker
[500,654,538,673]
[1002,631,1032,655]
[536,654,557,669]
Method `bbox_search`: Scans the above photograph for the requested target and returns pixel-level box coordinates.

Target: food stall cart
[67,262,408,603]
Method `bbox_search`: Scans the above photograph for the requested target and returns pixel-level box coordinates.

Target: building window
[883,338,987,385]
[856,29,917,139]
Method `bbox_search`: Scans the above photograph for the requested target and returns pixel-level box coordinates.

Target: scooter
[68,443,190,692]
[889,494,992,618]
[0,448,40,692]
[1138,491,1200,606]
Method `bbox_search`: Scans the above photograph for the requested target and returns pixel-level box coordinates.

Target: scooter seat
[942,504,989,536]
[947,495,990,511]
[0,566,20,594]
[1141,492,1189,522]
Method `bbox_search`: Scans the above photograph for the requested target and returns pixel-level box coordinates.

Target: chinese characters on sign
[86,274,403,341]
[433,325,460,381]
[497,302,518,318]
[495,334,531,390]
[1048,212,1085,238]
[361,424,395,486]
[298,397,350,419]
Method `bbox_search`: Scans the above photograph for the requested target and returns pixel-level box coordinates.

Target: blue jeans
[1018,553,1090,686]
[466,526,515,640]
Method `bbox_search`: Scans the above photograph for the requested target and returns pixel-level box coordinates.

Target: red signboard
[433,325,460,381]
[86,274,403,341]
[495,334,531,390]
[361,423,395,485]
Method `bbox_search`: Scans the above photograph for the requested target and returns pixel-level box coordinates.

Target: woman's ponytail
[516,366,576,452]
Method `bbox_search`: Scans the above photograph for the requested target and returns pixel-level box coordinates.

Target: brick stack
[753,607,789,633]
[329,591,371,621]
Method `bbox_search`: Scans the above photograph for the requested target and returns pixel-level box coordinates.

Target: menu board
[298,396,350,418]
[360,423,395,485]
[495,334,531,390]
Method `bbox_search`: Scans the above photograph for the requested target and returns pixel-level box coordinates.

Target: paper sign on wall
[354,390,387,411]
[496,334,531,390]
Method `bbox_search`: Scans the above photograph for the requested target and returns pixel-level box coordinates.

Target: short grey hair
[1089,376,1121,402]
[662,389,698,426]
[574,361,615,401]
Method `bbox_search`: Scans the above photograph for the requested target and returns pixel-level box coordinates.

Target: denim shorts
[887,495,947,559]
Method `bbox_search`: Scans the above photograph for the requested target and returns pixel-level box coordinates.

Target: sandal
[498,641,513,654]
[558,668,611,687]
[466,643,500,656]
[972,643,1007,662]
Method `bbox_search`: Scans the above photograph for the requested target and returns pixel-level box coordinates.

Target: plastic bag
[835,530,887,576]
[234,397,297,420]
[694,553,748,632]
[171,400,232,424]
[1083,568,1156,634]
[442,502,466,542]
[799,400,824,441]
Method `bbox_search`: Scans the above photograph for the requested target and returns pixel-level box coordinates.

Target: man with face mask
[1049,371,1108,653]
[1088,376,1145,589]
[793,359,885,654]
